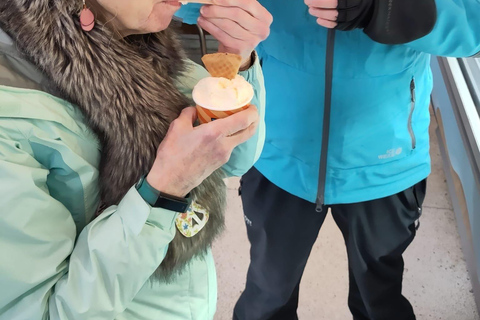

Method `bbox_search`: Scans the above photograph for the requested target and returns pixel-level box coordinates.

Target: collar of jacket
[0,28,48,90]
[0,1,226,281]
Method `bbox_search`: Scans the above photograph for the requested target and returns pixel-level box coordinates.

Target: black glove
[335,0,437,45]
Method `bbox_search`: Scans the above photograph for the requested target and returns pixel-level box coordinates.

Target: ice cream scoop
[192,75,254,111]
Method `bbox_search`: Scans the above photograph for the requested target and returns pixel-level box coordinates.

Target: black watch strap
[153,191,191,213]
[136,176,191,212]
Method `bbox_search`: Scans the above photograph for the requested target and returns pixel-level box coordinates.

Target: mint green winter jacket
[0,29,265,320]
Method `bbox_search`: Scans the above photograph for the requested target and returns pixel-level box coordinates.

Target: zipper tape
[315,29,336,212]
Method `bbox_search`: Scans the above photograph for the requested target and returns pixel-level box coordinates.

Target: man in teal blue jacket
[177,0,480,319]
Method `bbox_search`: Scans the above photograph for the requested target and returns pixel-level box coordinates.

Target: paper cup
[196,103,250,124]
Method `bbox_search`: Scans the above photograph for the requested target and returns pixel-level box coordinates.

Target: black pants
[233,167,426,320]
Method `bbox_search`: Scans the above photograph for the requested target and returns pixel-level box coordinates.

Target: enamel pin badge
[175,201,209,238]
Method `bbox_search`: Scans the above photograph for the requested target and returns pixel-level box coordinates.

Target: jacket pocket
[408,78,417,150]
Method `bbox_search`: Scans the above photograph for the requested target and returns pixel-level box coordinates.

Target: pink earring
[80,0,95,32]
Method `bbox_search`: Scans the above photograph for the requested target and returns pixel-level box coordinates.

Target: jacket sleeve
[405,0,480,57]
[222,53,266,177]
[175,4,202,25]
[0,128,178,319]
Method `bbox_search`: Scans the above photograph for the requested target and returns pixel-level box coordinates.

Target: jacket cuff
[239,51,260,81]
[116,186,178,235]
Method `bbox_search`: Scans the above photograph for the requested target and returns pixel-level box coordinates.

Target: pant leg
[331,179,427,320]
[330,206,371,320]
[234,167,327,320]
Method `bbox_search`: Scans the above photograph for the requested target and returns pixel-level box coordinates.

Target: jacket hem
[255,148,432,205]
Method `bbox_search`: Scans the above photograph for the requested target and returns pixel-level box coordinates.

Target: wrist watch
[135,175,192,213]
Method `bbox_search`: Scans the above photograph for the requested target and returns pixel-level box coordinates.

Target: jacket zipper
[408,78,417,150]
[315,29,336,212]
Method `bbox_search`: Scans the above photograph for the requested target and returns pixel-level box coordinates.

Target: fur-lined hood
[0,0,226,280]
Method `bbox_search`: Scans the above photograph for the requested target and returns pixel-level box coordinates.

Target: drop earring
[80,0,95,32]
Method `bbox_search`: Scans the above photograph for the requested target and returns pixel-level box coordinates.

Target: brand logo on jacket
[378,147,403,160]
[244,215,253,227]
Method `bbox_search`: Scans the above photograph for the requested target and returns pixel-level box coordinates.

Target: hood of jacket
[0,0,226,281]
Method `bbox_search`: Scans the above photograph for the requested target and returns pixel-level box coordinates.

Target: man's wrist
[362,0,436,44]
[239,51,256,71]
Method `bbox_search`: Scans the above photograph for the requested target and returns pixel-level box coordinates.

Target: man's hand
[197,0,273,69]
[304,0,372,30]
[305,0,437,45]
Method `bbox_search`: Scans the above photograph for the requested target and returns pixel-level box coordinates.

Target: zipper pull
[410,79,416,103]
[315,198,324,212]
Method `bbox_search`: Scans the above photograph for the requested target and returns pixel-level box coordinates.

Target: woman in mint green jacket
[0,0,271,319]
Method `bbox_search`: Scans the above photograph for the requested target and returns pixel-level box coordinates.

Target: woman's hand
[146,106,259,197]
[197,0,273,69]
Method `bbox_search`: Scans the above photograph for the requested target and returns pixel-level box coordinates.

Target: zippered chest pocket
[328,77,420,170]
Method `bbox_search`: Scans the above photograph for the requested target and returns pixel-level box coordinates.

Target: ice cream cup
[192,76,254,124]
[195,102,251,124]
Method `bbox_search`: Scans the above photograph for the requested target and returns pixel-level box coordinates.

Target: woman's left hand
[197,0,273,69]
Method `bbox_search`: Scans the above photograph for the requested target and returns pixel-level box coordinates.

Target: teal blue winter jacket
[177,0,480,204]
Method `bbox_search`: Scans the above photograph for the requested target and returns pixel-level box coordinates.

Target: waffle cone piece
[201,53,242,80]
